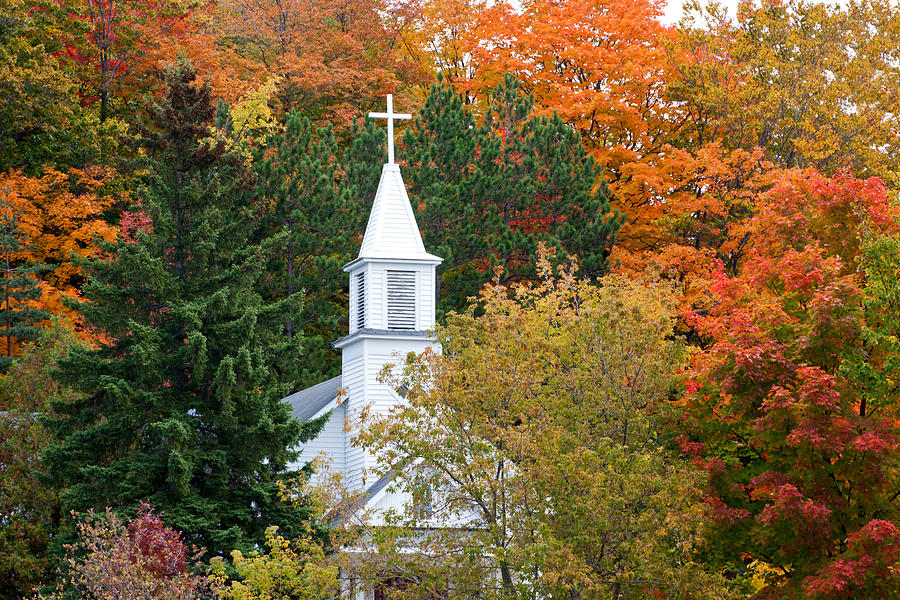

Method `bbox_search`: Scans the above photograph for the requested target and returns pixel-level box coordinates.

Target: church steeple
[357,163,441,261]
[339,95,442,337]
[334,96,442,489]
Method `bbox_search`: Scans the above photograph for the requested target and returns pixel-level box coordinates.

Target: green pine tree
[0,188,49,372]
[254,112,366,386]
[397,74,622,316]
[43,61,325,556]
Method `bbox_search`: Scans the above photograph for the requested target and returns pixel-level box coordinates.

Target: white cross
[369,94,411,164]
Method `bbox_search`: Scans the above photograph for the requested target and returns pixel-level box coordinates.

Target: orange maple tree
[0,167,119,332]
[443,0,687,253]
[215,0,429,128]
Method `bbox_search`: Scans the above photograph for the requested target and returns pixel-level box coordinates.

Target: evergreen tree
[367,74,623,316]
[0,188,49,372]
[254,112,366,386]
[43,61,324,556]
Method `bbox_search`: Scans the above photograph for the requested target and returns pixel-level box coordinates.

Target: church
[282,95,442,515]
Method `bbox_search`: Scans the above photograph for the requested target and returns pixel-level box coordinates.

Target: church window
[356,272,366,329]
[387,270,416,330]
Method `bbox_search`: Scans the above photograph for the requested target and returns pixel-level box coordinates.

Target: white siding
[291,404,346,486]
[417,266,435,329]
[342,353,367,488]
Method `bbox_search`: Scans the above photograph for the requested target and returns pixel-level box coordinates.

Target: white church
[283,95,442,515]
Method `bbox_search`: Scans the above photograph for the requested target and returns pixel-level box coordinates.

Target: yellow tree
[671,0,900,185]
[345,251,738,600]
[212,526,337,600]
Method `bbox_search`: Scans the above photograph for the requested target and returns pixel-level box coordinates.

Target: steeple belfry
[285,95,444,494]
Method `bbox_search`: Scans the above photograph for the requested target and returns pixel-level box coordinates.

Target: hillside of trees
[1,0,899,598]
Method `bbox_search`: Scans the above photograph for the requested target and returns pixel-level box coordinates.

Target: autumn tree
[215,0,428,129]
[42,61,325,556]
[0,0,124,173]
[624,0,900,298]
[344,251,735,600]
[396,0,486,90]
[211,525,337,600]
[677,169,900,598]
[0,189,49,371]
[671,0,900,185]
[0,322,83,600]
[430,0,682,254]
[52,0,222,123]
[38,504,219,600]
[0,167,119,327]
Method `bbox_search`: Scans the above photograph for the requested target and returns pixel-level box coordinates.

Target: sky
[661,0,738,25]
[660,0,848,26]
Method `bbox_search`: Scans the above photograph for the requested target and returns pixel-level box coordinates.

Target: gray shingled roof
[364,471,394,499]
[283,375,342,421]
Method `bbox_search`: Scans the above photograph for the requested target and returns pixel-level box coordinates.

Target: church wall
[343,352,367,489]
[290,403,346,486]
[360,338,431,483]
[341,336,437,490]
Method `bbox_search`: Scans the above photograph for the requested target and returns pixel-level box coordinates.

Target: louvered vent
[387,270,416,330]
[355,272,366,329]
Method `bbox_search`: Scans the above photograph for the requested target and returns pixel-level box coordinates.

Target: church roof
[284,375,342,421]
[356,163,441,263]
[364,471,394,499]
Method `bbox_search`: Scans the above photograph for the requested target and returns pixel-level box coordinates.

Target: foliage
[0,322,83,600]
[38,504,219,600]
[215,0,428,128]
[344,250,735,600]
[435,0,679,254]
[678,169,900,598]
[212,525,338,600]
[42,60,325,556]
[53,0,214,123]
[618,0,900,302]
[400,0,486,88]
[229,77,282,146]
[253,111,366,384]
[0,189,49,370]
[0,0,131,175]
[672,0,900,185]
[0,167,120,330]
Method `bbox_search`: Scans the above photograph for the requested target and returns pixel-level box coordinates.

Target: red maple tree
[678,169,900,599]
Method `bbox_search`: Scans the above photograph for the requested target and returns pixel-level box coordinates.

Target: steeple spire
[357,164,441,261]
[330,95,443,492]
[356,95,441,263]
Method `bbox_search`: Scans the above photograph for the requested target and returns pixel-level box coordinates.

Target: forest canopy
[1,0,898,599]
